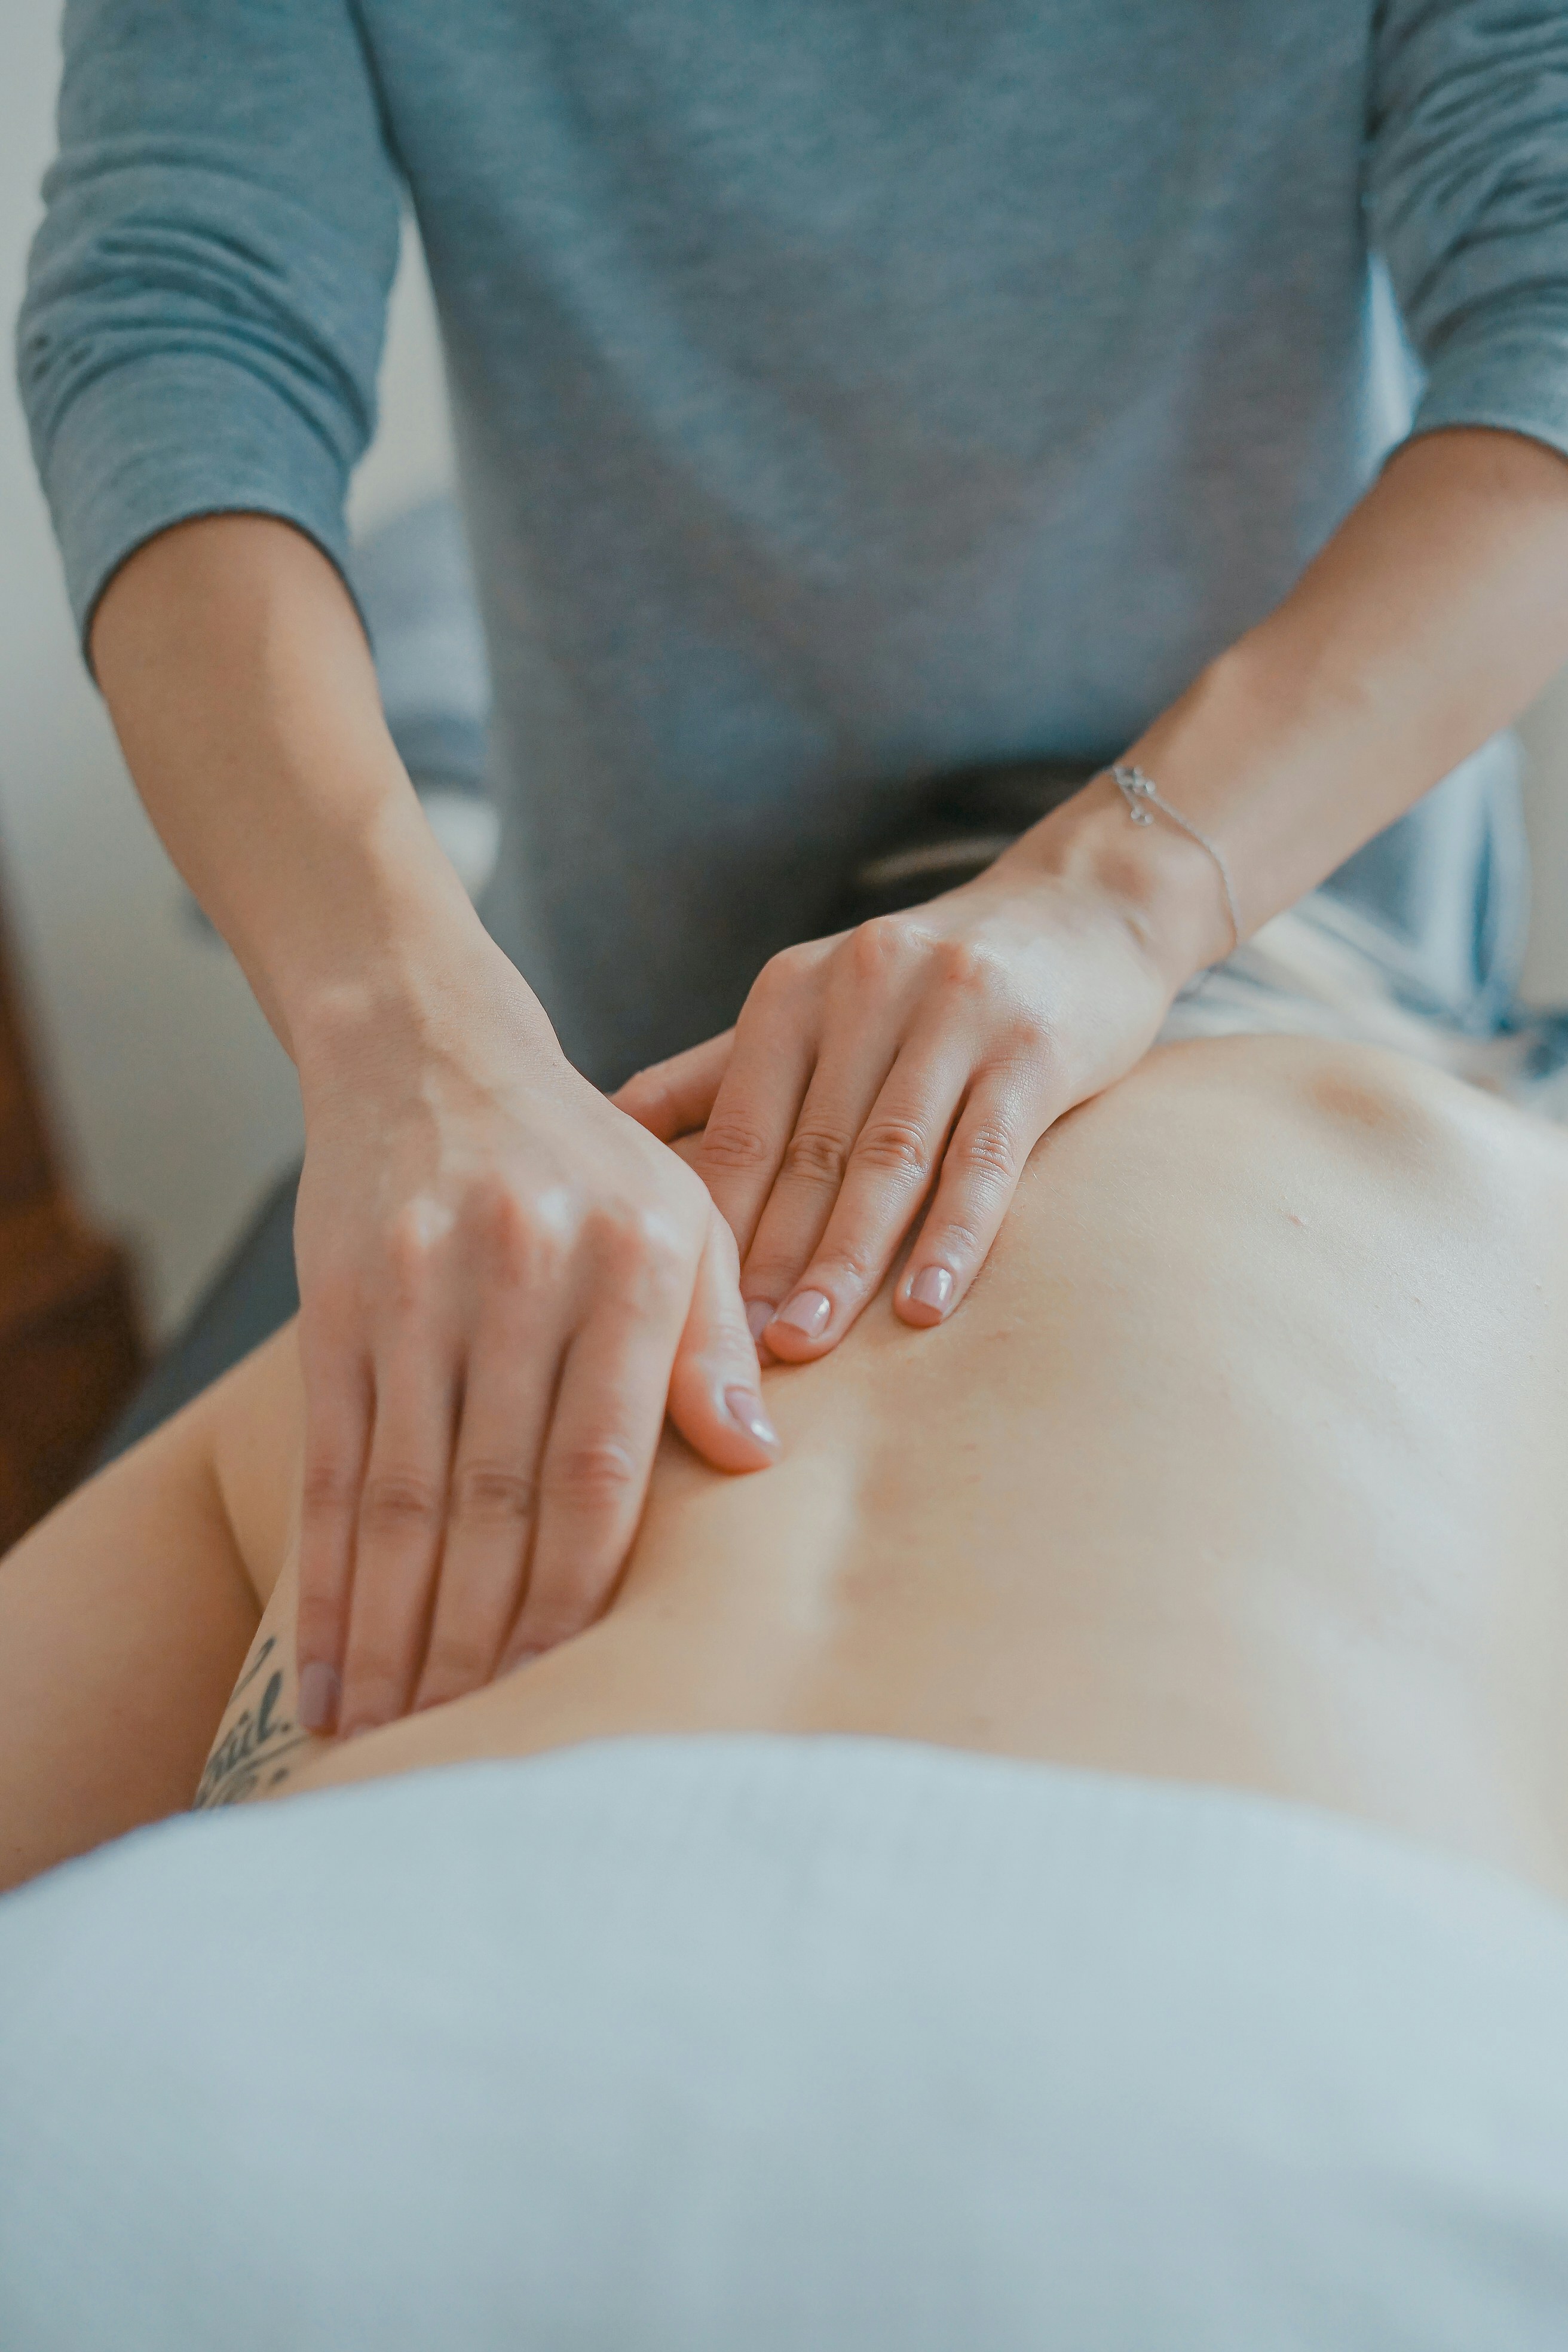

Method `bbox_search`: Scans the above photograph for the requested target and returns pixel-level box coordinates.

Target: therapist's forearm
[1027,426,1568,975]
[90,509,773,1741]
[90,514,539,1065]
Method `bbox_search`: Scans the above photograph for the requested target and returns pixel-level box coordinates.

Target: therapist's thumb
[613,1030,732,1141]
[667,1208,782,1472]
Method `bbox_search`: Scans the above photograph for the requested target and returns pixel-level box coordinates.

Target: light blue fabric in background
[2,1737,1567,2350]
[17,1,1568,1079]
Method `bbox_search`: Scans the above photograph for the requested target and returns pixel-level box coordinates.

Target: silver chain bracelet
[1110,762,1241,958]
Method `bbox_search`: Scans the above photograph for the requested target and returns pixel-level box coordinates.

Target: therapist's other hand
[614,798,1206,1359]
[291,938,777,1741]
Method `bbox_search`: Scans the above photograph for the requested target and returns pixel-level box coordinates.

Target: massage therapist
[19,1,1568,1738]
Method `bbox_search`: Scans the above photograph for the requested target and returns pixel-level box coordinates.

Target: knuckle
[588,1203,689,1294]
[926,1216,985,1269]
[449,1460,539,1529]
[845,913,920,984]
[756,942,814,998]
[381,1200,448,1301]
[698,1116,775,1175]
[358,1468,444,1538]
[934,937,1002,996]
[811,1236,878,1288]
[546,1435,639,1515]
[301,1454,360,1523]
[582,1205,639,1278]
[853,1115,932,1183]
[632,1201,693,1276]
[468,1175,542,1284]
[956,1122,1018,1185]
[1006,1005,1058,1057]
[985,1012,1059,1082]
[783,1123,853,1187]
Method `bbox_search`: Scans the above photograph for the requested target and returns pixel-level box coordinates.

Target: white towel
[2,1737,1566,2350]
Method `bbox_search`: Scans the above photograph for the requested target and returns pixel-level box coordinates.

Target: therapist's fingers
[497,1272,679,1667]
[666,1208,782,1469]
[740,1024,922,1346]
[613,1030,734,1141]
[501,1214,777,1668]
[335,1334,460,1738]
[410,1310,564,1713]
[691,945,825,1261]
[756,1041,968,1358]
[294,1312,372,1738]
[895,1065,1058,1328]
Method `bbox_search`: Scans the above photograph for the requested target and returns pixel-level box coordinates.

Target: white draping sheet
[2,1735,1566,2350]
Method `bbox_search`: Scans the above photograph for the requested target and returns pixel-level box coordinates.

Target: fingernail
[909,1265,954,1315]
[773,1289,832,1339]
[745,1298,774,1344]
[724,1385,780,1451]
[298,1662,341,1734]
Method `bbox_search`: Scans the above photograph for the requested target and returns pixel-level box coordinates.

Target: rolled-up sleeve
[16,0,403,649]
[1368,0,1568,460]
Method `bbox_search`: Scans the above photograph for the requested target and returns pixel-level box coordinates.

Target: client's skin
[3,1033,1567,1901]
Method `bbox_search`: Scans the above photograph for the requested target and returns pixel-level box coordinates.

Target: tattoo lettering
[194,1637,313,1809]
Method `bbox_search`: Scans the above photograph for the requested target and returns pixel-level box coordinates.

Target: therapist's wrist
[292,914,564,1102]
[281,806,563,1092]
[1002,768,1236,991]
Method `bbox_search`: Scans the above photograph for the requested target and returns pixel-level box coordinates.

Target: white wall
[0,2,454,1335]
[1,3,1567,1339]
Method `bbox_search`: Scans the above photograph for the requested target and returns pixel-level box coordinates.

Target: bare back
[206,1036,1568,1898]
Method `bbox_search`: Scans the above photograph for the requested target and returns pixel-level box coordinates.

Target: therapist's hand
[614,779,1224,1360]
[291,936,778,1741]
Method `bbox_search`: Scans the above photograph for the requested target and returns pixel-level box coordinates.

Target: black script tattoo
[194,1636,312,1809]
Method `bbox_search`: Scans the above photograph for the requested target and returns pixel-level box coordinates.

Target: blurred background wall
[2,5,1567,1340]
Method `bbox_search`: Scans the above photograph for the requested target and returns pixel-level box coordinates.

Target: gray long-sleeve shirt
[18,1,1568,1080]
